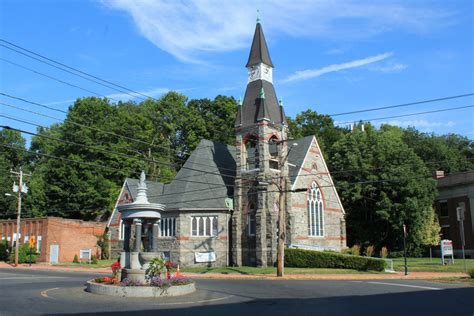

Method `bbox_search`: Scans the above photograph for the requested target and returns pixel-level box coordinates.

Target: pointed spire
[256,9,260,24]
[246,21,274,68]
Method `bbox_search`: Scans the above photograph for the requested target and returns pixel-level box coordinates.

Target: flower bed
[87,260,196,297]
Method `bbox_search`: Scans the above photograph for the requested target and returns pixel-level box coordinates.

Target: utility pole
[11,167,30,267]
[403,224,408,276]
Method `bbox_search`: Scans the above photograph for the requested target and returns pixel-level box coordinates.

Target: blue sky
[0,0,473,145]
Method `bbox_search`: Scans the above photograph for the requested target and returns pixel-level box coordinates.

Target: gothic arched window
[308,182,324,237]
[245,136,259,170]
[269,136,279,170]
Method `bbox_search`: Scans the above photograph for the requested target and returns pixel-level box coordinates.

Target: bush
[285,248,386,271]
[365,245,375,257]
[389,251,404,258]
[380,247,389,258]
[0,240,10,261]
[9,243,37,264]
[468,268,474,279]
[91,255,98,264]
[350,245,361,256]
[73,254,79,264]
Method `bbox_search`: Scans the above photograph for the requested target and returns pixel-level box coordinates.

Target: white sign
[441,240,453,256]
[195,252,216,263]
[80,249,91,261]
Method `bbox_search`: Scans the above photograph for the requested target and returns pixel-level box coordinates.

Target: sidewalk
[0,261,468,280]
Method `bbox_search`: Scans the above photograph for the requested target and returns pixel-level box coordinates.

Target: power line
[0,57,121,102]
[336,105,474,125]
[0,93,234,173]
[0,40,151,101]
[329,93,474,117]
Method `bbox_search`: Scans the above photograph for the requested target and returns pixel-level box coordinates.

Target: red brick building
[435,171,474,258]
[0,217,106,263]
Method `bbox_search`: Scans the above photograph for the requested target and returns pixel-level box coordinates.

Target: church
[107,21,346,267]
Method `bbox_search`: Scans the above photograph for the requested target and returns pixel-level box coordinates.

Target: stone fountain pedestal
[117,171,165,283]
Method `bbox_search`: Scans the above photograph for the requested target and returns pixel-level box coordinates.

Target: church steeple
[235,21,285,128]
[246,22,274,68]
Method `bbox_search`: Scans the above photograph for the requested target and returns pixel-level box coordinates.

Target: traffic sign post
[456,204,467,274]
[28,236,35,266]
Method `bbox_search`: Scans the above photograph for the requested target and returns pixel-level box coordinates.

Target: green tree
[288,110,345,156]
[329,124,437,253]
[0,128,27,219]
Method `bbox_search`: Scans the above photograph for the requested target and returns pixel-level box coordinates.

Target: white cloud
[106,87,169,101]
[101,0,452,63]
[370,62,408,73]
[381,119,456,128]
[44,87,169,106]
[282,52,392,83]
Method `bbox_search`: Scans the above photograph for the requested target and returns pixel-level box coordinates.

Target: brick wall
[0,217,106,263]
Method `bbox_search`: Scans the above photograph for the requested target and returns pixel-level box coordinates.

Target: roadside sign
[28,236,35,248]
[440,239,454,265]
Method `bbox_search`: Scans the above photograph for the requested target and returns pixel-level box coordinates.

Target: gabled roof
[287,135,314,184]
[246,22,274,68]
[120,137,313,211]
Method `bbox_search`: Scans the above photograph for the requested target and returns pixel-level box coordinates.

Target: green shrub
[365,245,375,257]
[9,243,37,264]
[0,240,10,261]
[350,245,361,256]
[468,268,474,279]
[380,246,389,258]
[91,255,98,264]
[73,254,79,264]
[285,248,386,271]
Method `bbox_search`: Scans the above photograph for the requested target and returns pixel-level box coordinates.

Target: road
[0,268,472,315]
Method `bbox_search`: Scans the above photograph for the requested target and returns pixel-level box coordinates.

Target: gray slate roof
[124,137,313,211]
[246,22,274,68]
[236,79,286,127]
[287,135,314,184]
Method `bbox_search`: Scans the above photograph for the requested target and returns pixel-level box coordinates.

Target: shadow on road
[68,286,474,316]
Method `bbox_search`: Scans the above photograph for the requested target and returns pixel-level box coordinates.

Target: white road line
[367,281,442,290]
[41,287,60,299]
[155,295,234,306]
[0,276,67,280]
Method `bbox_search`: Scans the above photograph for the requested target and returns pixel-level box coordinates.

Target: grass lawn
[181,266,384,275]
[53,259,114,269]
[391,257,474,273]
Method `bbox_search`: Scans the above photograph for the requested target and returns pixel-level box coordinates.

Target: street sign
[440,239,454,265]
[28,236,35,248]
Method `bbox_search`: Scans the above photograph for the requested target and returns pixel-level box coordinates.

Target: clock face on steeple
[248,63,272,83]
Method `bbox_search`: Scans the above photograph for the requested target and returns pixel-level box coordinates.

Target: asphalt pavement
[0,268,472,315]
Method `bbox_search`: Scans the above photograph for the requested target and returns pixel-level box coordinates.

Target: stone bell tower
[232,20,289,267]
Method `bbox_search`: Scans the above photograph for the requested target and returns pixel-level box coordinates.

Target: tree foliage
[328,124,438,253]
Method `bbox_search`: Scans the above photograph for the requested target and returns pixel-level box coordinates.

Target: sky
[0,0,473,146]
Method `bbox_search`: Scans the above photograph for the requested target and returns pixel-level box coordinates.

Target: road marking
[0,276,66,280]
[155,295,234,306]
[41,287,60,299]
[367,281,442,290]
[350,281,363,283]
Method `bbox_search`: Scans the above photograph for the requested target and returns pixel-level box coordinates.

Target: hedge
[285,248,386,271]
